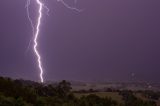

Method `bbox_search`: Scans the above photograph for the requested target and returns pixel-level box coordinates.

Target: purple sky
[0,0,160,82]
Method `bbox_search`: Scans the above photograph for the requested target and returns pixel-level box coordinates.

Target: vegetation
[119,90,156,106]
[0,77,158,106]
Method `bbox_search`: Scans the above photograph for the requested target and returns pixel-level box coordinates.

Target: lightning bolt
[57,0,82,12]
[26,0,81,83]
[25,0,34,54]
[33,0,44,83]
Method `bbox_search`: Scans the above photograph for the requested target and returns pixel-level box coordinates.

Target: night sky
[0,0,160,82]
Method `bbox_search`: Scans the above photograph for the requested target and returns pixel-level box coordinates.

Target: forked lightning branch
[26,0,81,83]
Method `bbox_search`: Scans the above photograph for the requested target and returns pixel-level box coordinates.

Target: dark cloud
[0,0,160,82]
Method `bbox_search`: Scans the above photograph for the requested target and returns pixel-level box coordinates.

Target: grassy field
[75,92,160,105]
[74,92,123,103]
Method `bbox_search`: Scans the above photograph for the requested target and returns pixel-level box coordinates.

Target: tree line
[0,77,158,106]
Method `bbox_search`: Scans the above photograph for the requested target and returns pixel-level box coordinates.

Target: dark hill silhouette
[0,76,158,106]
